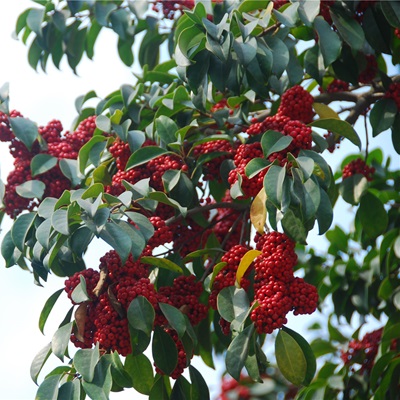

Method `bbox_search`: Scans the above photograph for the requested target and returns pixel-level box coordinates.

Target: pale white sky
[0,2,399,400]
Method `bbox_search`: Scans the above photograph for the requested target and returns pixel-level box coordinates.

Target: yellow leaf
[250,189,267,234]
[236,249,262,287]
[312,103,340,120]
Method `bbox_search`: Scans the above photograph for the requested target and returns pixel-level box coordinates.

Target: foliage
[1,0,400,399]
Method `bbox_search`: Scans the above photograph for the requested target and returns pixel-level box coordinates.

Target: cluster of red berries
[218,375,251,400]
[341,328,383,373]
[251,232,318,334]
[342,158,375,181]
[227,142,267,198]
[385,82,400,110]
[321,79,350,93]
[65,234,208,377]
[1,113,97,217]
[193,139,235,181]
[278,85,315,124]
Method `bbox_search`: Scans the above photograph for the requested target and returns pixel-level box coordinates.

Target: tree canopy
[1,1,400,399]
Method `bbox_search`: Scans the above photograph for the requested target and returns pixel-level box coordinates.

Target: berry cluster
[342,158,375,181]
[278,85,314,124]
[385,82,400,110]
[193,139,235,181]
[152,0,195,19]
[65,242,208,378]
[341,328,383,373]
[323,79,350,93]
[251,232,318,334]
[2,115,97,217]
[218,375,251,400]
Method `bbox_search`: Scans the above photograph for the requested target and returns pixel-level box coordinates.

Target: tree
[0,0,400,399]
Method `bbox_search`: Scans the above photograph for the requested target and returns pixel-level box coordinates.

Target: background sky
[0,2,399,400]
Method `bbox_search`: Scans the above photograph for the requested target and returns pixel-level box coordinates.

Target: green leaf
[304,44,324,84]
[59,159,81,187]
[31,154,58,176]
[71,275,91,303]
[126,146,168,170]
[330,9,365,51]
[156,116,178,145]
[57,380,81,400]
[264,36,289,78]
[27,8,44,36]
[147,191,187,216]
[381,1,400,28]
[264,165,286,209]
[81,357,112,400]
[261,130,293,158]
[217,286,250,324]
[281,209,307,244]
[78,135,107,174]
[39,289,64,334]
[51,209,69,236]
[99,221,133,264]
[189,365,210,400]
[282,326,316,386]
[226,325,254,381]
[152,327,178,376]
[245,158,271,179]
[275,329,307,386]
[370,98,397,137]
[309,119,361,149]
[124,212,154,242]
[159,303,186,339]
[36,374,61,400]
[316,188,333,234]
[11,212,36,251]
[73,344,100,382]
[357,191,388,239]
[125,354,154,395]
[149,375,170,400]
[51,321,73,361]
[314,16,341,66]
[30,342,52,385]
[140,256,183,274]
[339,174,368,205]
[16,180,46,199]
[127,296,155,336]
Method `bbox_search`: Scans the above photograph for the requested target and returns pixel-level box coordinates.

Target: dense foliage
[1,1,400,399]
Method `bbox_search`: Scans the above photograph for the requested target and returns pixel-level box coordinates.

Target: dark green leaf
[189,365,210,400]
[11,212,36,251]
[81,356,112,400]
[226,325,254,381]
[127,296,155,336]
[314,16,341,66]
[71,275,91,303]
[39,289,64,334]
[99,221,132,264]
[261,130,293,158]
[125,354,154,395]
[245,158,271,179]
[316,188,333,234]
[159,303,186,339]
[370,98,397,137]
[381,1,400,28]
[36,374,61,400]
[152,327,178,376]
[304,44,325,84]
[339,174,368,205]
[281,209,307,244]
[59,158,81,187]
[217,286,250,324]
[330,9,365,51]
[57,380,81,400]
[264,165,286,209]
[357,191,388,239]
[264,36,289,78]
[126,146,168,170]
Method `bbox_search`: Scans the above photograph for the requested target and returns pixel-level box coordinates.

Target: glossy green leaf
[73,344,100,382]
[149,374,170,400]
[57,380,81,400]
[339,174,368,205]
[226,325,254,381]
[281,209,307,244]
[51,209,69,236]
[125,354,154,395]
[81,357,112,400]
[71,275,91,303]
[357,191,388,239]
[152,327,178,376]
[59,159,81,187]
[140,256,183,274]
[275,329,307,386]
[370,98,397,137]
[127,296,155,336]
[330,9,365,51]
[126,146,168,170]
[11,212,36,251]
[264,165,286,209]
[261,130,293,158]
[189,365,210,400]
[381,1,400,27]
[314,16,341,66]
[217,286,250,324]
[309,118,361,149]
[36,374,61,400]
[31,154,58,176]
[16,180,45,199]
[51,321,73,361]
[99,221,132,264]
[30,342,52,384]
[39,289,64,334]
[264,36,289,78]
[245,158,271,179]
[159,303,186,339]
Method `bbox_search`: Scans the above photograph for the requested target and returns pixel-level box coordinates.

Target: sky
[0,2,399,400]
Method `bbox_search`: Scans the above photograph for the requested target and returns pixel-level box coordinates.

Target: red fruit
[342,158,375,181]
[289,277,318,315]
[278,85,314,123]
[385,82,400,110]
[358,55,378,84]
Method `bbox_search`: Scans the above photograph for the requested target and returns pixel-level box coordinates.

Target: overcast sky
[0,2,399,400]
